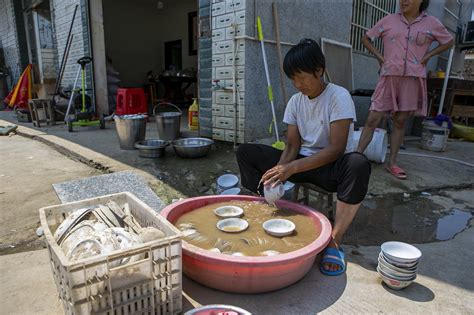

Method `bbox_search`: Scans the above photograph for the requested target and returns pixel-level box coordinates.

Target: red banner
[4,64,33,109]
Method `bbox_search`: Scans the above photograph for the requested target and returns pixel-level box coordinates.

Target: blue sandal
[320,247,346,276]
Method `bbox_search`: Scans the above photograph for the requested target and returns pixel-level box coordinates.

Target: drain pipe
[231,20,238,149]
[230,2,239,150]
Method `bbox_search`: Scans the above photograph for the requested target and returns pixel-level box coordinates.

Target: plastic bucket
[353,128,388,163]
[114,115,147,150]
[421,120,449,152]
[153,103,181,141]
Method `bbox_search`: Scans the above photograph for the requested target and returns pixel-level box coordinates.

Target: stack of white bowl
[377,241,422,290]
[217,174,239,194]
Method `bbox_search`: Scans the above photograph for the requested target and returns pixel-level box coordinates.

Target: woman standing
[357,0,453,179]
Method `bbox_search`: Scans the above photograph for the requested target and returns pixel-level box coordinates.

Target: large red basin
[160,195,332,293]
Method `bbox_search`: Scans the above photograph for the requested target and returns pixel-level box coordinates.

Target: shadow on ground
[182,260,347,314]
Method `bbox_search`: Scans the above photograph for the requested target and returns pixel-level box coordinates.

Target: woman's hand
[377,55,384,67]
[420,53,432,65]
[261,163,294,187]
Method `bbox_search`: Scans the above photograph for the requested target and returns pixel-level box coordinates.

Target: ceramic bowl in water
[216,218,248,233]
[263,219,296,237]
[214,205,244,218]
[264,184,285,205]
[381,241,422,263]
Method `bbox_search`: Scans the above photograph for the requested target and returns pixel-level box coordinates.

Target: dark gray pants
[236,144,371,205]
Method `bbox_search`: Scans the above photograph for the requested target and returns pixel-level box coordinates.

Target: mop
[257,16,285,150]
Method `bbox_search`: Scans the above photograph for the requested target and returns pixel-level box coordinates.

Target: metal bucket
[153,102,182,141]
[114,115,147,150]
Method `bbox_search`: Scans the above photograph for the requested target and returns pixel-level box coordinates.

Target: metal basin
[160,195,332,293]
[135,139,169,158]
[171,137,214,158]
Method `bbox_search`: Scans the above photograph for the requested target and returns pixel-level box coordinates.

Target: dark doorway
[164,40,182,70]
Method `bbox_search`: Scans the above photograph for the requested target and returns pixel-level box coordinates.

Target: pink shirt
[366,12,453,78]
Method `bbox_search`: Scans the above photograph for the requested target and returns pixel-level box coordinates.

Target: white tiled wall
[211,0,246,143]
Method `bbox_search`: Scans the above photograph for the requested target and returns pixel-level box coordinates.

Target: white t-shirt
[283,83,356,156]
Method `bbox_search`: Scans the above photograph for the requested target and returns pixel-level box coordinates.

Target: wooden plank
[451,105,474,118]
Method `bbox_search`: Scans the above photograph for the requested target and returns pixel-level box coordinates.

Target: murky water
[174,200,319,256]
[343,193,473,246]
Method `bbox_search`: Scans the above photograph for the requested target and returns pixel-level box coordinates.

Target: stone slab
[53,171,166,212]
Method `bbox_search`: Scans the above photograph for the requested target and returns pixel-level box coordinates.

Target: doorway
[164,40,182,71]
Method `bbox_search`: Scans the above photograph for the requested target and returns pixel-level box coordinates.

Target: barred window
[443,0,460,34]
[350,0,398,54]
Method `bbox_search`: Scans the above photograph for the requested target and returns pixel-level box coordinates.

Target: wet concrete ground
[2,111,473,249]
[345,189,473,246]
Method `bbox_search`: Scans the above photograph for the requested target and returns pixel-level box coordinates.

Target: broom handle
[257,17,280,142]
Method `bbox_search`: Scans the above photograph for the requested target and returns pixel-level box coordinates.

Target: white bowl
[381,241,422,263]
[217,174,239,191]
[380,252,419,268]
[264,184,285,205]
[377,266,415,290]
[378,261,417,280]
[378,255,418,274]
[220,187,241,195]
[214,205,244,218]
[263,219,296,237]
[216,218,249,233]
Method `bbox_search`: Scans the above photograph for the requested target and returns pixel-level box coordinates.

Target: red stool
[116,88,147,115]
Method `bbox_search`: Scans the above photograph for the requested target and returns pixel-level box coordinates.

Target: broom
[257,16,285,150]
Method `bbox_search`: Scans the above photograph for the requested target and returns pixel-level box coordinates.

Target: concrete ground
[0,134,100,254]
[1,112,473,314]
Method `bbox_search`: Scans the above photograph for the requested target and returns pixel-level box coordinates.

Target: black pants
[236,144,371,205]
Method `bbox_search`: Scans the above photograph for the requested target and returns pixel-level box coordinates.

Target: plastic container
[188,98,199,131]
[154,103,182,141]
[114,114,147,150]
[421,119,449,152]
[160,195,332,293]
[115,88,147,116]
[39,192,183,315]
[353,128,388,163]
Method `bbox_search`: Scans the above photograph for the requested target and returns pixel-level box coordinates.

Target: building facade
[1,0,472,142]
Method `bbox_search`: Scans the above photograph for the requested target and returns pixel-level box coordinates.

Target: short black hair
[283,38,325,78]
[420,0,429,12]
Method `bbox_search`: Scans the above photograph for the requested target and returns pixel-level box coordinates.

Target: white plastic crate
[39,192,182,315]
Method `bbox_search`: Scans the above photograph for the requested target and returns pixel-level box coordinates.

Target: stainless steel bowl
[135,139,169,158]
[171,137,214,158]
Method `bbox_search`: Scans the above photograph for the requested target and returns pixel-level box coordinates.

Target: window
[350,0,397,54]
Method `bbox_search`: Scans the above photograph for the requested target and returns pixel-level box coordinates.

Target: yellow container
[188,98,199,130]
[436,71,445,78]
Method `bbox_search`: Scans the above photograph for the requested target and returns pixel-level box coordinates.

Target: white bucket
[353,128,388,163]
[420,120,449,152]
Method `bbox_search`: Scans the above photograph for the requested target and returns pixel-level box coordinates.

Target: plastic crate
[39,192,182,315]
